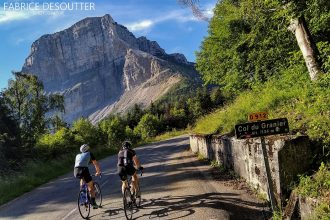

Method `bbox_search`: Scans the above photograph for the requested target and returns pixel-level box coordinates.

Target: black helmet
[122,141,132,149]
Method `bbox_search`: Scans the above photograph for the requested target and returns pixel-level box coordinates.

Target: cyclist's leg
[83,168,95,198]
[87,181,95,197]
[131,171,138,195]
[118,166,128,194]
[74,167,84,188]
[121,180,128,194]
[84,169,98,208]
[87,180,98,208]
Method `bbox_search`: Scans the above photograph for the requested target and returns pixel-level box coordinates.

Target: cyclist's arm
[132,155,141,169]
[92,160,101,175]
[90,152,101,175]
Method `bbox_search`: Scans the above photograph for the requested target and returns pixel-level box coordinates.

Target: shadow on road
[133,193,268,220]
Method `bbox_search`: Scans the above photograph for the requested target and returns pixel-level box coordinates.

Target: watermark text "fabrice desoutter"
[3,2,95,11]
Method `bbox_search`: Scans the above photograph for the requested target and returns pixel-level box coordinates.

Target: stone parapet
[189,134,312,204]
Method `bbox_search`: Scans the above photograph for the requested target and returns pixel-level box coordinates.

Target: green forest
[0,0,329,217]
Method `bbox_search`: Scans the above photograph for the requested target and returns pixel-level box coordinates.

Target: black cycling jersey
[117,148,136,167]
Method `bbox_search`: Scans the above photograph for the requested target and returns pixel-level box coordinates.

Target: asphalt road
[0,136,268,220]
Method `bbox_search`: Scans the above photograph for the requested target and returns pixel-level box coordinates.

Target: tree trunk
[288,16,323,81]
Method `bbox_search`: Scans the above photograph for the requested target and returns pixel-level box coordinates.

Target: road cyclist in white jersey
[74,144,101,209]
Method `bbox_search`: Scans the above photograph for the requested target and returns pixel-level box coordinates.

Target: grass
[0,155,74,206]
[152,129,188,141]
[296,163,330,198]
[210,159,221,168]
[193,109,226,134]
[272,209,283,220]
[197,152,207,161]
[193,67,330,149]
[138,129,188,146]
[310,202,330,220]
[295,163,330,219]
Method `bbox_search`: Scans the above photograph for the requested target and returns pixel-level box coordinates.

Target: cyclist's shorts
[74,167,92,183]
[118,165,136,181]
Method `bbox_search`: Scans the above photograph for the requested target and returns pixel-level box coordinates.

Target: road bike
[123,170,143,220]
[77,175,102,219]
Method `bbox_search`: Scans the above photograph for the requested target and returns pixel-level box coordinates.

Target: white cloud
[14,37,25,45]
[204,3,215,19]
[0,7,67,24]
[158,10,197,23]
[126,19,153,31]
[124,9,199,33]
[0,10,34,23]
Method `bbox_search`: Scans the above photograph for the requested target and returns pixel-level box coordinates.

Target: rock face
[22,14,198,123]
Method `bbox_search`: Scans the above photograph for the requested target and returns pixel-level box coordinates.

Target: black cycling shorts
[74,167,92,183]
[118,165,136,181]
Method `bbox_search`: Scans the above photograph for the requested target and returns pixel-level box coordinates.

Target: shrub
[98,116,126,148]
[296,163,330,198]
[296,163,330,219]
[72,118,100,147]
[134,113,160,139]
[36,127,75,157]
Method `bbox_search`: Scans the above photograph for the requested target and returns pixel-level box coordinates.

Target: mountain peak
[22,14,197,123]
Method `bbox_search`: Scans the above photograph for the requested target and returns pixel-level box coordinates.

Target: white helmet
[80,144,89,153]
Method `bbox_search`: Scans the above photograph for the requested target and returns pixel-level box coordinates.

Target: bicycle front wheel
[123,187,133,220]
[94,182,102,207]
[77,189,90,219]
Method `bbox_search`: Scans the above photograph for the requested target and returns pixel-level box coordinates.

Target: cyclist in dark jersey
[74,144,101,209]
[117,141,143,196]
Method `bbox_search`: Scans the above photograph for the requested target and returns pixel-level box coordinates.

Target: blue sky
[0,0,216,90]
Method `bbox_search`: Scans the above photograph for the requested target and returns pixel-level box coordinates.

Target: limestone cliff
[22,14,198,123]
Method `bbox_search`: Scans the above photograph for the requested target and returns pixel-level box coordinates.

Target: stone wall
[189,134,312,203]
[299,197,319,220]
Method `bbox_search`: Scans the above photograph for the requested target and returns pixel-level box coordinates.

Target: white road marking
[61,207,77,220]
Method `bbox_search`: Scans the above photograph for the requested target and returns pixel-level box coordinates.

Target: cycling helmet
[122,141,132,149]
[80,144,89,153]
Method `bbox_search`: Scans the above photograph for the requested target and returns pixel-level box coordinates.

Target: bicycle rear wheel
[123,187,133,220]
[77,189,90,219]
[94,182,102,207]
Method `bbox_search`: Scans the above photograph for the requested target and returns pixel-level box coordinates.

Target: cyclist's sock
[90,198,98,208]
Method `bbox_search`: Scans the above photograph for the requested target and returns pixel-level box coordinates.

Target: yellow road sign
[248,112,268,122]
